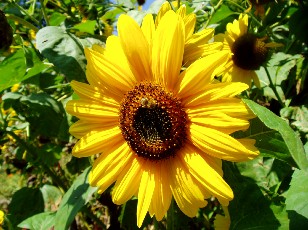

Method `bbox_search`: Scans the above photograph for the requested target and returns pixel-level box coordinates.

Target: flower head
[219,14,277,87]
[66,10,259,227]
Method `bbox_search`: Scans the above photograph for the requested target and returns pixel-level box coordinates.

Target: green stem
[203,0,223,28]
[11,1,41,26]
[167,199,175,230]
[39,0,50,26]
[6,15,39,32]
[264,66,284,107]
[224,0,263,27]
[82,206,107,229]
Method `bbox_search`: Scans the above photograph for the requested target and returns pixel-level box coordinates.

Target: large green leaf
[2,92,69,141]
[40,184,62,212]
[234,117,295,166]
[223,162,289,230]
[54,167,97,230]
[8,187,45,228]
[256,52,301,100]
[0,48,49,92]
[237,156,292,190]
[18,212,56,230]
[208,5,235,25]
[285,169,308,222]
[36,26,87,82]
[243,99,308,170]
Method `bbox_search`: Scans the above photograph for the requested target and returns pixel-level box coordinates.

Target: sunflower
[219,14,279,87]
[156,2,224,66]
[66,10,259,227]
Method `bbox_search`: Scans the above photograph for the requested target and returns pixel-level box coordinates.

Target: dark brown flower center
[119,82,188,161]
[232,33,268,70]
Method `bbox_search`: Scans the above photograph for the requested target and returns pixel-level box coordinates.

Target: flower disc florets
[232,33,268,70]
[119,82,188,161]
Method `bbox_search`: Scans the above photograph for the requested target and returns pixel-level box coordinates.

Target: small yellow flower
[10,83,19,92]
[66,10,259,227]
[0,210,4,225]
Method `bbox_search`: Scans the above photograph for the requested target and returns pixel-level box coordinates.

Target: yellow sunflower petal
[152,11,184,90]
[118,14,152,82]
[137,161,155,227]
[141,14,155,51]
[103,36,136,84]
[190,113,250,134]
[176,4,186,18]
[185,28,214,47]
[183,42,223,66]
[155,1,172,27]
[85,48,134,97]
[72,126,122,157]
[66,99,118,121]
[69,120,117,139]
[169,155,207,217]
[227,65,253,87]
[90,142,133,194]
[70,80,103,101]
[183,13,196,41]
[177,51,229,100]
[190,123,259,161]
[182,145,233,205]
[184,82,248,107]
[188,98,255,119]
[148,160,172,221]
[112,157,143,204]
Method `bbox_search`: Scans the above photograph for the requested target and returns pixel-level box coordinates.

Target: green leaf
[208,5,235,25]
[234,118,296,166]
[285,169,308,219]
[237,156,292,190]
[243,99,308,170]
[18,212,56,230]
[73,20,97,35]
[8,187,45,228]
[257,52,301,100]
[0,49,48,92]
[223,162,287,230]
[2,92,69,140]
[38,144,62,166]
[36,26,87,82]
[54,167,97,230]
[49,12,67,26]
[289,6,308,44]
[40,184,62,212]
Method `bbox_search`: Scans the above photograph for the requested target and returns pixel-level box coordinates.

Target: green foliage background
[0,0,307,229]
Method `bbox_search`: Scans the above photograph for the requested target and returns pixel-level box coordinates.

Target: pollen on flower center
[232,33,268,70]
[119,82,188,160]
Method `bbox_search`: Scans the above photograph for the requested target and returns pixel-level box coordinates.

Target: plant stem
[82,206,107,230]
[6,15,39,32]
[11,1,41,27]
[264,66,284,107]
[224,0,263,27]
[203,0,223,28]
[39,0,50,26]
